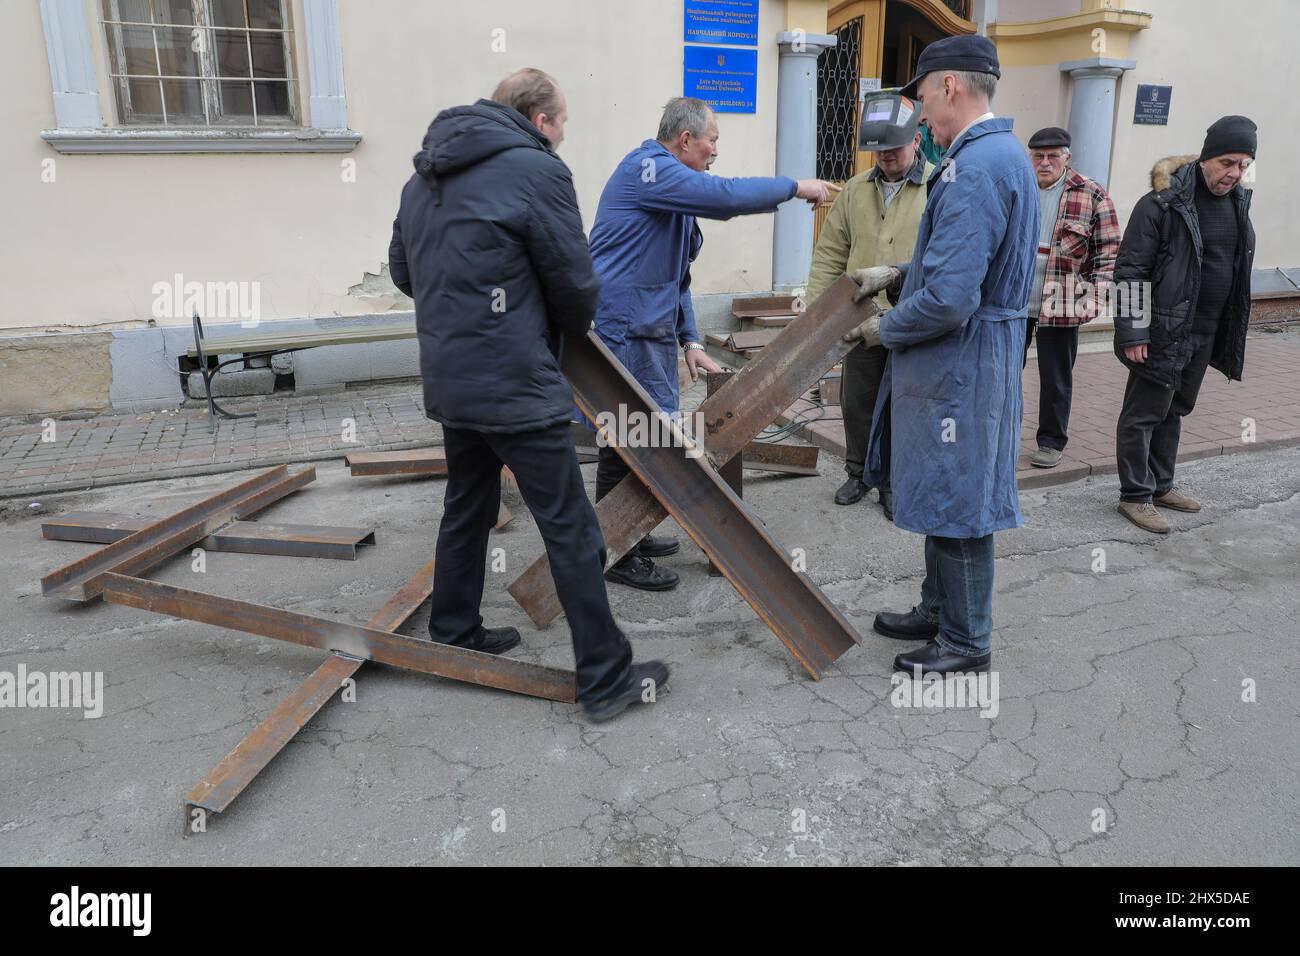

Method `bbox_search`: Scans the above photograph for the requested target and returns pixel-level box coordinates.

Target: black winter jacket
[1113,154,1255,388]
[389,99,600,432]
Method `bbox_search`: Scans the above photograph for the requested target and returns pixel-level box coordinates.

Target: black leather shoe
[893,641,990,675]
[879,486,894,521]
[605,553,679,591]
[582,661,671,722]
[638,534,680,557]
[432,626,521,655]
[834,477,870,505]
[873,607,938,640]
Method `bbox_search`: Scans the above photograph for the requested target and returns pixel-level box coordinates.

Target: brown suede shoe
[1118,501,1170,534]
[1154,486,1201,512]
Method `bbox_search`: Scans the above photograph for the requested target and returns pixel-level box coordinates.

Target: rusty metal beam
[44,513,376,560]
[508,276,866,633]
[551,328,861,679]
[346,447,448,476]
[179,557,439,823]
[348,439,597,477]
[101,572,576,702]
[741,441,819,475]
[40,465,314,601]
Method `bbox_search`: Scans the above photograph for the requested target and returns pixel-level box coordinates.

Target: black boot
[582,661,671,722]
[431,625,521,655]
[873,607,938,640]
[879,486,894,521]
[893,641,990,675]
[834,477,870,505]
[638,534,680,557]
[604,553,679,592]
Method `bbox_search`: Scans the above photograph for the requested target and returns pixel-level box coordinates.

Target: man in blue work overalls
[589,97,838,591]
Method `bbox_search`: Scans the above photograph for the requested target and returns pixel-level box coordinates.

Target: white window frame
[102,0,300,129]
[39,0,360,153]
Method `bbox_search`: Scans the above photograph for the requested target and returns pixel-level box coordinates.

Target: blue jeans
[917,533,994,657]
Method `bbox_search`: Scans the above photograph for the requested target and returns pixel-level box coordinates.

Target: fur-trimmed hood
[1150,153,1198,191]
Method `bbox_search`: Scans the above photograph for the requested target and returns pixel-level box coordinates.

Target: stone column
[1059,57,1136,189]
[772,31,836,292]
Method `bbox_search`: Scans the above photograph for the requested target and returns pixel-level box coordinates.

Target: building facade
[1,0,1294,415]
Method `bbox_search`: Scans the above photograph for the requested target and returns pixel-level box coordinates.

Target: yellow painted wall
[992,0,1294,269]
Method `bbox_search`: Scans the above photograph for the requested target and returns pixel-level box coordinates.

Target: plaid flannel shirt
[1037,168,1121,326]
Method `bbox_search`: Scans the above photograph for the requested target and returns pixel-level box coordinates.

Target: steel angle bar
[558,330,861,678]
[346,448,448,476]
[99,573,575,702]
[741,442,820,475]
[180,557,440,823]
[40,465,315,601]
[44,513,375,560]
[508,276,869,630]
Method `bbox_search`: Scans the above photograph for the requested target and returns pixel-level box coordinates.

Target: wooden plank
[188,322,417,356]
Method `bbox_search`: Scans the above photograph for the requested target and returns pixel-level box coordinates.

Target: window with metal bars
[101,0,297,127]
[816,18,862,182]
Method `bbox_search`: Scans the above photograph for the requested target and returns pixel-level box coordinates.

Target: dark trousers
[842,342,888,483]
[1026,323,1080,451]
[428,423,632,701]
[916,533,995,658]
[1116,332,1216,503]
[594,445,646,566]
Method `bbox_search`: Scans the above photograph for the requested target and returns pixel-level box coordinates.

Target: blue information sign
[684,0,759,47]
[684,45,757,114]
[1133,84,1172,125]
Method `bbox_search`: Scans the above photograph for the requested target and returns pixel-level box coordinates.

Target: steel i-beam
[508,276,868,641]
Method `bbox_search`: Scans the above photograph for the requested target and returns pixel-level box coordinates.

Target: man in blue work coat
[844,36,1038,676]
[589,96,838,591]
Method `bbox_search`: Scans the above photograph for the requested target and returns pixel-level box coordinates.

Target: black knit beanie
[1200,115,1257,161]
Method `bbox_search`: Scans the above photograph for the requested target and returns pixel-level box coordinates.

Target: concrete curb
[0,437,441,502]
[778,402,1300,494]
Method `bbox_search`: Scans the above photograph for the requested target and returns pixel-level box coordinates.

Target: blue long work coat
[870,117,1040,539]
[588,140,796,414]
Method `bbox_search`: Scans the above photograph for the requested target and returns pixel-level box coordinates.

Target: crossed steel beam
[34,277,868,828]
[38,463,574,830]
[509,276,871,678]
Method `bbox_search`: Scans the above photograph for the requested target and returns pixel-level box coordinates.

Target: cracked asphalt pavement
[2,441,1297,865]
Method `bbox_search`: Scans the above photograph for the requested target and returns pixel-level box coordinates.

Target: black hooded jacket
[389,99,600,432]
[1113,154,1255,388]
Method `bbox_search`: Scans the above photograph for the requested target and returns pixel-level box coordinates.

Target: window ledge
[40,127,362,154]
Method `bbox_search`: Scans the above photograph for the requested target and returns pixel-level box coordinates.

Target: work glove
[842,313,883,348]
[848,265,900,303]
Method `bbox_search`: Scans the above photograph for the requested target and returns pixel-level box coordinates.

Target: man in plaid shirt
[1024,127,1120,468]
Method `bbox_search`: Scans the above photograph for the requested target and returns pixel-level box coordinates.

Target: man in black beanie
[1112,115,1257,533]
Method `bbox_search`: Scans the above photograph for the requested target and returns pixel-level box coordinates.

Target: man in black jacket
[1113,115,1256,534]
[388,68,668,721]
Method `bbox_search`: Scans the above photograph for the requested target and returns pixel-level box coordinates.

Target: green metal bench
[187,312,416,428]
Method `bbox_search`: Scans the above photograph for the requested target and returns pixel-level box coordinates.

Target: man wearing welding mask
[805,90,932,518]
